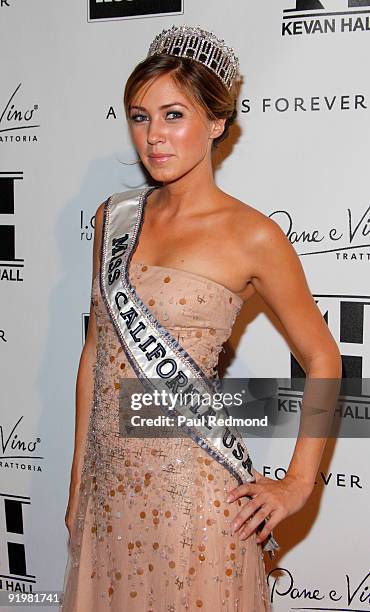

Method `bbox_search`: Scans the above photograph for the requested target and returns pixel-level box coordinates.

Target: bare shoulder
[223,193,288,251]
[94,200,107,227]
[91,199,109,280]
[219,192,302,294]
[225,193,281,235]
[93,198,111,246]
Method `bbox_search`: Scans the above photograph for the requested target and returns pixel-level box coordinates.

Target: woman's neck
[151,159,221,218]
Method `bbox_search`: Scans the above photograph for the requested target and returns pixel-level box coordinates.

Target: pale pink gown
[60,260,272,611]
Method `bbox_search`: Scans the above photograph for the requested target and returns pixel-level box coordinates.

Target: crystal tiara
[147,25,240,90]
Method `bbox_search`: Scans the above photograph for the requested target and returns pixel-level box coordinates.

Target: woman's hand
[226,471,314,544]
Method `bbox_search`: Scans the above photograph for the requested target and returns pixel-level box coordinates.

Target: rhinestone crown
[147,25,240,90]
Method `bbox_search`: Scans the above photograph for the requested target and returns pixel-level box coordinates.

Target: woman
[61,26,342,611]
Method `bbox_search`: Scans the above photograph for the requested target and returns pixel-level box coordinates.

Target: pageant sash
[99,186,280,558]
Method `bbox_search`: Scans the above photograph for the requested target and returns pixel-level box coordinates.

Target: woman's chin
[146,168,179,183]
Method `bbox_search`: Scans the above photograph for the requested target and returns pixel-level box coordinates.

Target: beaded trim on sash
[99,186,280,558]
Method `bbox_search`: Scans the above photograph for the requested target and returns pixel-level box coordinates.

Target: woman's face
[127,72,224,184]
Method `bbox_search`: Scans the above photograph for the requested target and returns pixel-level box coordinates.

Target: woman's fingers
[227,474,314,545]
[238,507,274,541]
[230,493,266,532]
[227,480,280,543]
[226,481,260,502]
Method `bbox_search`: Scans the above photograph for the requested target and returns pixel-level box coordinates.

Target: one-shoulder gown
[60,259,271,611]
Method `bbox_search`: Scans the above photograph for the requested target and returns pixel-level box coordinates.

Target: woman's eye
[167,111,183,120]
[130,114,148,123]
[129,110,182,122]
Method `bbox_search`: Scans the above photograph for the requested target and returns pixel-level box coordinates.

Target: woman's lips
[148,154,174,164]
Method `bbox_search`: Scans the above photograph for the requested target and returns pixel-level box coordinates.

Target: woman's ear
[210,117,227,141]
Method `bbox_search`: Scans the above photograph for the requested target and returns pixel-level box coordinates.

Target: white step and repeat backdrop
[1,1,369,610]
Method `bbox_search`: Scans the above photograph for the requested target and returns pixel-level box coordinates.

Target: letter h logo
[0,173,23,265]
[0,494,35,584]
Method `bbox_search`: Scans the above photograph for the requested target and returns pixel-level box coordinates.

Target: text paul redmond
[130,415,268,428]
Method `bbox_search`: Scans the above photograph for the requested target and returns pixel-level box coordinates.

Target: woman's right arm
[65,200,106,537]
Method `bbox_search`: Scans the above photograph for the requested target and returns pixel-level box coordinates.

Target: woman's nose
[147,118,166,145]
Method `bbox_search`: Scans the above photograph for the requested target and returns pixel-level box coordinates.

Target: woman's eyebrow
[130,102,189,111]
[160,102,189,109]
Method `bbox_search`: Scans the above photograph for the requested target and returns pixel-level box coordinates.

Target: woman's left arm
[226,215,342,544]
